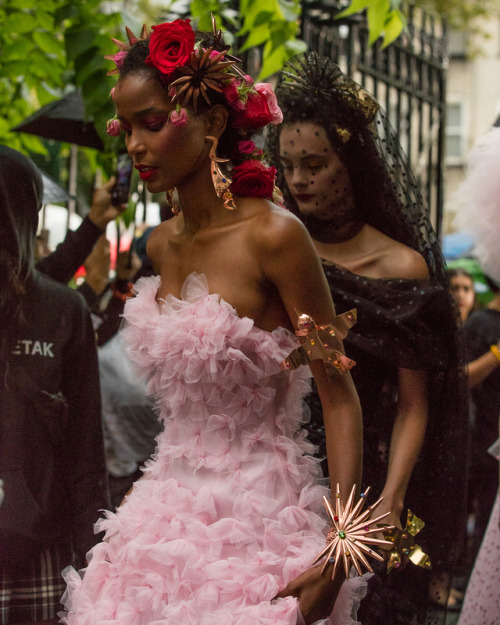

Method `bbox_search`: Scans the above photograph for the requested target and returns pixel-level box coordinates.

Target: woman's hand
[274,562,345,624]
[370,496,403,538]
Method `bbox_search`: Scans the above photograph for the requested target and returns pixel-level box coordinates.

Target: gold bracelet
[490,344,500,363]
[314,484,394,579]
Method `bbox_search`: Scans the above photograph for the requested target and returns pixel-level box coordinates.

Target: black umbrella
[12,89,104,151]
[39,170,74,204]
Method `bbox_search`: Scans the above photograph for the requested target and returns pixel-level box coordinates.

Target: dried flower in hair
[170,108,189,127]
[106,118,121,137]
[169,48,237,113]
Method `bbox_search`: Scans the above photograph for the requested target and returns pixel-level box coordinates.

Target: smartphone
[111,152,133,206]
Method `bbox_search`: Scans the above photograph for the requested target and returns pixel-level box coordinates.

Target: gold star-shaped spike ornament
[313,484,395,579]
[383,510,431,572]
[280,309,357,378]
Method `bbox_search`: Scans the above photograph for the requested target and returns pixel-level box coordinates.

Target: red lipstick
[135,165,158,181]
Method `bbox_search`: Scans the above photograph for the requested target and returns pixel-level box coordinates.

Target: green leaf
[31,50,64,81]
[81,74,114,119]
[4,60,33,76]
[54,3,81,21]
[33,30,64,56]
[2,11,37,33]
[336,0,371,19]
[382,10,405,47]
[6,0,38,9]
[258,39,289,80]
[37,11,55,31]
[0,116,10,134]
[4,37,34,59]
[367,0,390,46]
[239,23,271,52]
[75,53,106,86]
[18,132,48,155]
[284,37,307,56]
[276,0,301,23]
[65,26,96,62]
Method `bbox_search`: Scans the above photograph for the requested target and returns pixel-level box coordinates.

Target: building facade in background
[443,17,500,233]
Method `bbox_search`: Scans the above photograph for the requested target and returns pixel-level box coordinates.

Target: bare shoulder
[246,200,312,253]
[146,218,179,273]
[369,227,429,279]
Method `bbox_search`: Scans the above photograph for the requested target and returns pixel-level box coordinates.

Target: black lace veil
[268,52,445,278]
[268,53,468,624]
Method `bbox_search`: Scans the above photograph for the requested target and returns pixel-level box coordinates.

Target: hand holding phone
[111,153,133,207]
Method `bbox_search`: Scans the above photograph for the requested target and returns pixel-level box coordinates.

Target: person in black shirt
[0,145,109,624]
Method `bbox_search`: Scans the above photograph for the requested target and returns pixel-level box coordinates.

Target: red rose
[223,81,245,111]
[231,91,274,130]
[146,19,195,78]
[230,160,277,198]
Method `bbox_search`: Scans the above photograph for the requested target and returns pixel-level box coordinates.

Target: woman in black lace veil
[268,53,468,625]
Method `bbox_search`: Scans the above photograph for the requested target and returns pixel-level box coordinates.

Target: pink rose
[255,83,283,125]
[145,19,195,78]
[238,140,256,155]
[112,50,128,69]
[106,118,121,137]
[170,108,189,127]
[243,75,254,86]
[223,81,245,111]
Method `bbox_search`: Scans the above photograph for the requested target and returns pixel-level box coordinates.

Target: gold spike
[111,37,130,51]
[125,26,138,45]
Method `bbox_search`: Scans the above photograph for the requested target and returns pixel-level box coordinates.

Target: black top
[0,271,109,570]
[464,308,500,452]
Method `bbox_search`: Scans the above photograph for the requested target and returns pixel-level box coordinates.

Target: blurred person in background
[0,146,109,624]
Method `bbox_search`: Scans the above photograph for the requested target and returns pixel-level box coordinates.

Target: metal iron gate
[300,1,448,236]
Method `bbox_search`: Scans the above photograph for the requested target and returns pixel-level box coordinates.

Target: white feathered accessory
[454,127,500,281]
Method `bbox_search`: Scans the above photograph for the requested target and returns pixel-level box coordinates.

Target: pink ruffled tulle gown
[61,273,370,625]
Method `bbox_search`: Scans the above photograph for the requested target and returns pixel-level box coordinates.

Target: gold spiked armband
[280,309,357,377]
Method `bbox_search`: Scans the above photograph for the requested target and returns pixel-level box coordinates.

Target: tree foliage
[0,0,123,158]
[339,0,500,48]
[188,0,306,79]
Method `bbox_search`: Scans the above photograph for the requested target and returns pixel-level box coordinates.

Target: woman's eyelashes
[119,120,166,135]
[280,160,324,173]
[144,121,165,132]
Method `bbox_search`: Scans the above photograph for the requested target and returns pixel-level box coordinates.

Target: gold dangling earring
[206,135,236,210]
[166,188,180,216]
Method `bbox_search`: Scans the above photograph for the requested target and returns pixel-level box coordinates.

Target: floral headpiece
[105,17,284,204]
[105,17,283,131]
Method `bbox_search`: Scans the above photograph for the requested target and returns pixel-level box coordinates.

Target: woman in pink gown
[61,19,373,625]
